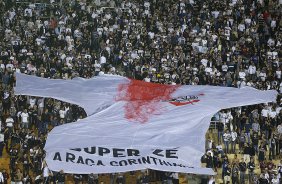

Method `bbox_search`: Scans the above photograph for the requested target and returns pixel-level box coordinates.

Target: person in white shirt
[20,109,29,129]
[237,79,246,88]
[37,98,44,115]
[59,107,66,122]
[223,130,231,153]
[0,170,4,183]
[100,56,106,64]
[239,70,246,79]
[42,161,52,183]
[29,97,36,108]
[269,109,277,119]
[259,70,267,81]
[94,60,101,76]
[230,130,237,153]
[222,62,228,74]
[248,64,256,80]
[261,106,269,119]
[5,115,14,127]
[238,23,245,32]
[0,132,4,157]
[276,68,281,80]
[208,176,215,184]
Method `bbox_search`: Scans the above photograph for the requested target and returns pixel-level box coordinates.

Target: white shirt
[144,77,150,82]
[43,167,50,177]
[0,172,4,182]
[0,133,4,142]
[261,108,269,117]
[59,109,66,119]
[269,111,277,118]
[231,131,237,141]
[21,112,29,123]
[211,11,219,18]
[201,59,208,67]
[276,70,281,79]
[223,133,231,142]
[248,65,256,75]
[270,20,276,28]
[208,177,215,184]
[94,63,101,71]
[222,64,228,72]
[238,24,245,32]
[277,124,282,134]
[271,178,279,184]
[171,173,179,179]
[205,67,213,75]
[5,117,14,127]
[100,56,106,64]
[29,98,36,108]
[239,71,246,79]
[38,98,44,108]
[245,18,251,25]
[259,72,266,81]
[219,112,227,123]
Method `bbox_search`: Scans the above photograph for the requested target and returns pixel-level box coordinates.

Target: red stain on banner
[116,80,180,123]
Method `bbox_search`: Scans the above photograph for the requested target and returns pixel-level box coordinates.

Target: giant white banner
[15,73,277,175]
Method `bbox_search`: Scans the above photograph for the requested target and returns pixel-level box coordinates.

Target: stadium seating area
[0,0,281,183]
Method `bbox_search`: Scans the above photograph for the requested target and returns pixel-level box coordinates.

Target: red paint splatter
[169,99,200,106]
[116,80,180,123]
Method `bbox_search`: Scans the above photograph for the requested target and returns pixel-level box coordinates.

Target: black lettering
[150,156,158,165]
[70,148,81,152]
[158,159,169,166]
[66,153,75,163]
[98,147,110,156]
[137,158,142,164]
[166,161,173,166]
[77,156,85,164]
[128,159,137,165]
[141,156,151,164]
[127,149,140,156]
[152,149,164,157]
[97,160,105,166]
[53,152,62,161]
[166,150,178,158]
[84,147,96,154]
[173,163,185,167]
[110,161,118,166]
[119,160,128,166]
[113,148,126,157]
[85,159,95,166]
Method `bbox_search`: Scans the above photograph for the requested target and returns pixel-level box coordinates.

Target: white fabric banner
[15,73,277,175]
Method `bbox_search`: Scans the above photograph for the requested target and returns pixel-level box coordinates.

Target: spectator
[56,170,65,184]
[88,173,98,184]
[223,130,231,154]
[14,168,23,184]
[239,158,247,184]
[231,163,239,184]
[223,163,231,184]
[0,0,280,183]
[42,161,52,183]
[19,109,29,129]
[230,129,237,154]
[247,157,256,183]
[116,173,125,184]
[0,170,4,184]
[0,131,4,158]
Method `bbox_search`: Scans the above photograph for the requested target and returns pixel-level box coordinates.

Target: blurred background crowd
[0,0,281,183]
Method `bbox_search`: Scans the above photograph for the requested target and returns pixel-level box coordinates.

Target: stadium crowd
[0,0,281,183]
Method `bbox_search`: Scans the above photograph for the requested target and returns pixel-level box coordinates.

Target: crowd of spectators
[0,0,281,183]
